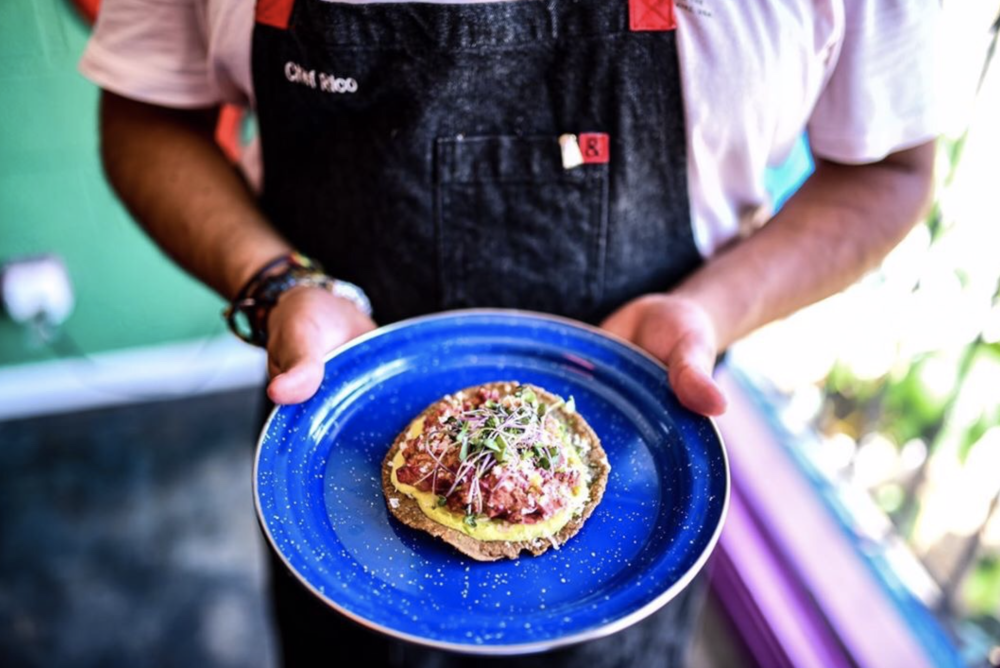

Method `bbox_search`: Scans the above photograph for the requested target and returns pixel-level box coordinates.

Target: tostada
[382,381,610,561]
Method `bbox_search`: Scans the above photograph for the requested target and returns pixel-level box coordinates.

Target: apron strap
[257,0,295,29]
[629,0,676,31]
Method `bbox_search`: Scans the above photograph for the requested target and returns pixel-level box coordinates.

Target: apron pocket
[435,135,608,321]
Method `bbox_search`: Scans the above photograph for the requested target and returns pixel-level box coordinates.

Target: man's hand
[600,294,727,416]
[266,287,377,404]
[600,141,934,419]
[99,91,379,406]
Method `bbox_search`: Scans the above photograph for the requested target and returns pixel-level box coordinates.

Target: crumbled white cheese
[389,497,400,509]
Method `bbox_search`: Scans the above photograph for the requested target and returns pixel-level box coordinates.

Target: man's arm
[99,91,375,402]
[99,92,287,298]
[601,141,936,415]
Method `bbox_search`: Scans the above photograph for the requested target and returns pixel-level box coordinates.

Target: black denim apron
[252,0,705,665]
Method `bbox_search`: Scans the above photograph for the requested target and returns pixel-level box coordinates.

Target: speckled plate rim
[253,308,730,655]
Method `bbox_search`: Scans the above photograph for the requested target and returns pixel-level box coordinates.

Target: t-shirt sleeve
[807,0,940,164]
[79,0,221,108]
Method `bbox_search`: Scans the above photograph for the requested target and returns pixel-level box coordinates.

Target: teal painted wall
[0,0,224,367]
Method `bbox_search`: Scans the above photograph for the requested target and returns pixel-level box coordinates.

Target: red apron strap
[629,0,676,31]
[257,0,296,29]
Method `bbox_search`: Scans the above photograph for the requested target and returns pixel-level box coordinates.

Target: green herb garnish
[440,385,573,505]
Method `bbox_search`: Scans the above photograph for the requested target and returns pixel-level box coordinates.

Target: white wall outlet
[0,255,75,327]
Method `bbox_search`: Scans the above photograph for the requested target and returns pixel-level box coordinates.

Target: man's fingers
[667,335,727,416]
[262,287,381,406]
[599,301,641,341]
[267,356,325,405]
[673,366,727,416]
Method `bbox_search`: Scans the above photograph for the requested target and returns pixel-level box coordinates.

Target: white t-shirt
[79,0,939,257]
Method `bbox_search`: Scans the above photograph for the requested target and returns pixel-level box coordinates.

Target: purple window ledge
[708,367,962,668]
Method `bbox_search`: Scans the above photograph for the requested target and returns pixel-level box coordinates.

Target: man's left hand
[600,294,728,416]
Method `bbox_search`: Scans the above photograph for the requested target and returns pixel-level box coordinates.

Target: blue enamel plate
[254,309,728,654]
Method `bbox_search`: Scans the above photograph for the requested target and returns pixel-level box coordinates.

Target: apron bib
[251,0,699,326]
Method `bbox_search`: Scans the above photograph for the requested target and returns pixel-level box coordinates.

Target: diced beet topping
[397,385,580,524]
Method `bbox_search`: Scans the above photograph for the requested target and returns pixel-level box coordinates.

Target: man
[81,0,937,665]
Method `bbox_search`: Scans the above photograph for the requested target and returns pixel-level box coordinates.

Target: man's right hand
[99,91,378,405]
[265,286,377,405]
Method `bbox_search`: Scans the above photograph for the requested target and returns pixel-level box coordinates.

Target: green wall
[0,0,225,367]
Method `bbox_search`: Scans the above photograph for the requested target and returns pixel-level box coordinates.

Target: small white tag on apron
[559,134,584,170]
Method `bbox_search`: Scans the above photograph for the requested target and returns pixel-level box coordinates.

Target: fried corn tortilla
[382,381,610,561]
